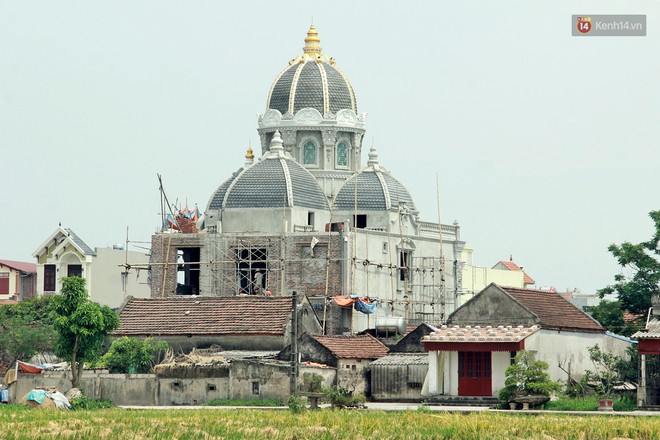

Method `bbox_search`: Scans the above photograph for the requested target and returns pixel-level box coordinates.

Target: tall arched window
[336,142,348,167]
[303,141,317,165]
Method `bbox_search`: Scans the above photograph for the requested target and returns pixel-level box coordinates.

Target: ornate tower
[257,25,367,201]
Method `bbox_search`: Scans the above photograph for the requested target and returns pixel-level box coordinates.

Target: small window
[382,242,388,254]
[67,264,82,278]
[351,365,356,371]
[303,141,317,165]
[354,214,367,229]
[399,251,412,282]
[252,382,260,395]
[336,142,348,167]
[207,383,217,392]
[510,351,517,366]
[308,212,315,227]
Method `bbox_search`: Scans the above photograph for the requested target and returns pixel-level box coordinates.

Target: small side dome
[222,132,329,210]
[333,147,416,212]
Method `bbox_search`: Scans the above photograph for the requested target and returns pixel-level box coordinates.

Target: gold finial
[303,24,322,56]
[245,147,254,160]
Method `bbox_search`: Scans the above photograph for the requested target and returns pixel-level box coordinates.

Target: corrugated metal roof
[371,353,428,366]
[632,318,660,339]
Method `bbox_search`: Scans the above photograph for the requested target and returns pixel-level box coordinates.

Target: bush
[288,395,306,413]
[69,396,114,410]
[321,385,366,408]
[542,396,636,411]
[101,337,168,374]
[499,350,561,403]
[301,373,324,392]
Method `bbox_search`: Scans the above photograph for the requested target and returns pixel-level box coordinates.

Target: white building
[147,25,477,333]
[32,227,151,308]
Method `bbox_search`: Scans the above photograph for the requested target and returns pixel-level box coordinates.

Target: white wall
[90,248,151,308]
[525,330,631,383]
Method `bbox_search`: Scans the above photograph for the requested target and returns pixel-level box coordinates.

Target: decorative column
[321,129,336,167]
[281,130,296,154]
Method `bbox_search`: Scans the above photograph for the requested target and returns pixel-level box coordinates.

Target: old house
[32,226,151,308]
[632,293,660,409]
[282,333,388,395]
[422,283,631,399]
[370,323,436,401]
[114,295,322,352]
[0,259,36,302]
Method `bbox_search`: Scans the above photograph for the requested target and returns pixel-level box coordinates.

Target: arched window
[336,142,348,167]
[303,140,317,165]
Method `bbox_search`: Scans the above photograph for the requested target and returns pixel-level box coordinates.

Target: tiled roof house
[115,295,322,351]
[422,283,630,399]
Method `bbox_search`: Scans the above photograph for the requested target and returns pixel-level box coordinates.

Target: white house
[422,283,631,398]
[32,227,151,308]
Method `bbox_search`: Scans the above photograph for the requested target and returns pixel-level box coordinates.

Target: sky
[2,1,658,295]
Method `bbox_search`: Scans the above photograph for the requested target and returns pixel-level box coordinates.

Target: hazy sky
[2,1,658,294]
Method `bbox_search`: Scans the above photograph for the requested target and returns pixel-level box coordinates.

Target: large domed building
[149,26,467,334]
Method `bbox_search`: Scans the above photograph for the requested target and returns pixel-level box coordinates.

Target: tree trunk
[71,334,80,388]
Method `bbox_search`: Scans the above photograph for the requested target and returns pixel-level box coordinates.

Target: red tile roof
[312,334,389,360]
[494,260,535,285]
[501,286,604,333]
[115,296,293,337]
[0,259,36,273]
[424,324,540,343]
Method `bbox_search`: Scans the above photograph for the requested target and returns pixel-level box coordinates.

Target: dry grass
[0,407,658,439]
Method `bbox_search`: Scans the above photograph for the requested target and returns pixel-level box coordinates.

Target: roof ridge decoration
[288,62,306,114]
[280,158,294,208]
[316,60,330,114]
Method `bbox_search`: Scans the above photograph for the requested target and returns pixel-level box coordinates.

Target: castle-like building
[149,26,467,333]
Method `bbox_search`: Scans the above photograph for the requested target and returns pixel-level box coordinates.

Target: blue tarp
[27,389,48,404]
[354,298,377,314]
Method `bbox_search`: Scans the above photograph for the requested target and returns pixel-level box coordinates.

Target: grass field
[0,406,658,439]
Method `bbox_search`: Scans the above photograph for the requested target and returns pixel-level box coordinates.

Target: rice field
[0,407,658,439]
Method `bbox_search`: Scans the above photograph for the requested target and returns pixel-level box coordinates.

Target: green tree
[499,350,561,403]
[50,277,120,388]
[598,210,660,314]
[101,337,168,373]
[591,300,639,337]
[0,297,56,367]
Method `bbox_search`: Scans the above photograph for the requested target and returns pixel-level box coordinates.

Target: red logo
[576,17,592,34]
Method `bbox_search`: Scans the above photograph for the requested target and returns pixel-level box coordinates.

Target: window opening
[67,264,82,278]
[252,381,260,395]
[307,211,315,227]
[399,251,412,282]
[354,214,367,229]
[236,248,268,295]
[176,247,200,295]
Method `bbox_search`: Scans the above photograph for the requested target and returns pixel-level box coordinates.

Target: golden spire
[303,24,322,56]
[245,147,254,160]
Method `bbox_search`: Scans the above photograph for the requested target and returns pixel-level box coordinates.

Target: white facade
[33,227,151,308]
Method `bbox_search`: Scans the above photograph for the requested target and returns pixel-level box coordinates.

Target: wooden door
[458,351,492,396]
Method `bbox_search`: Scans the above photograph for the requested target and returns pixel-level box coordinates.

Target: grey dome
[267,26,356,115]
[333,168,416,212]
[207,169,242,211]
[216,156,329,211]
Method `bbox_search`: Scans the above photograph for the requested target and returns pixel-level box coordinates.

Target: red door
[458,351,492,396]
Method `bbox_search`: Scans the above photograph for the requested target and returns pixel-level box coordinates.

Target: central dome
[266,25,357,115]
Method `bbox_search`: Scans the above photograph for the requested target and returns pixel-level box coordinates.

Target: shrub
[301,373,324,392]
[101,337,168,374]
[321,385,366,408]
[288,395,306,413]
[69,396,114,410]
[499,350,561,403]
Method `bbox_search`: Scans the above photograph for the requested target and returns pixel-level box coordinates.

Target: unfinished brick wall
[149,232,345,299]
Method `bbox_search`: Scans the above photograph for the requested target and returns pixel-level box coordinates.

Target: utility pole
[290,290,299,396]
